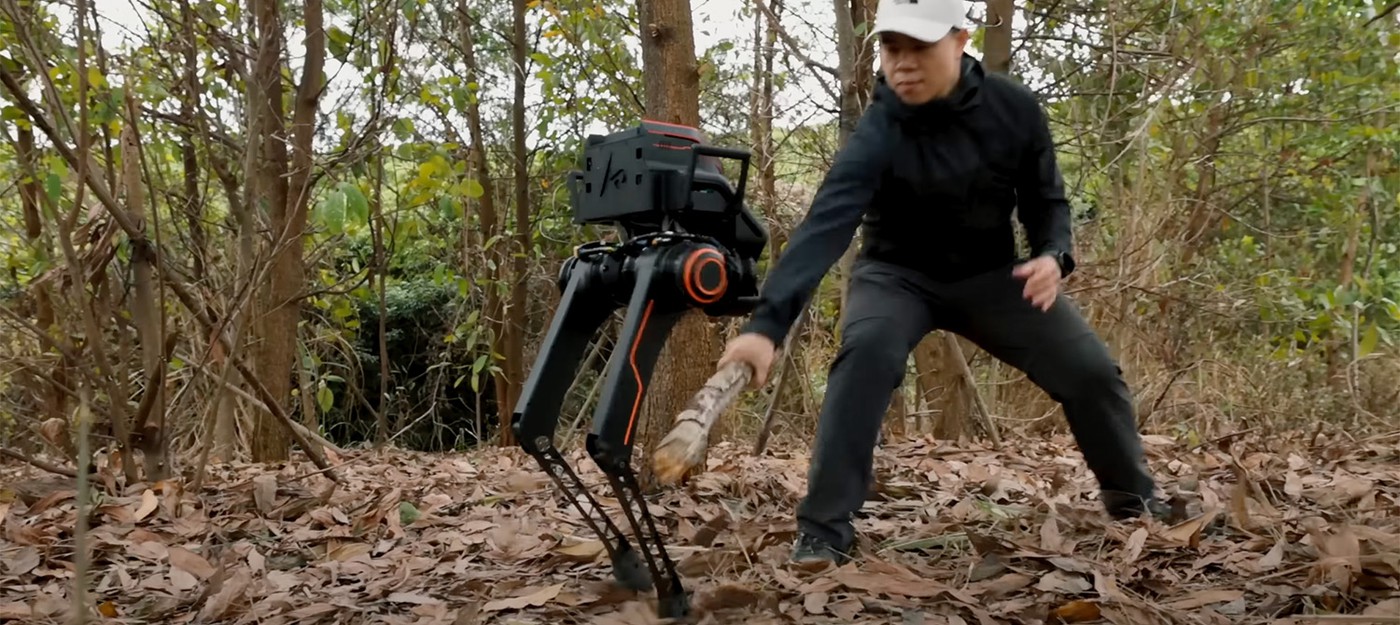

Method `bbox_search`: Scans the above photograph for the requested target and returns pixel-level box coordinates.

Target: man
[718,0,1169,564]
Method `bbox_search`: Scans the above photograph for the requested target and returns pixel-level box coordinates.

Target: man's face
[878,29,970,105]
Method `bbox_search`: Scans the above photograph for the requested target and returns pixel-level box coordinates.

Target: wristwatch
[1044,250,1075,278]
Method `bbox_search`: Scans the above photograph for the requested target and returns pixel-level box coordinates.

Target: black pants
[797,258,1158,552]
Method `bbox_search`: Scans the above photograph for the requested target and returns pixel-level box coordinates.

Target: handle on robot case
[683,145,751,212]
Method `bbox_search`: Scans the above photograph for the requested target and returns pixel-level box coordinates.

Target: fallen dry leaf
[1161,508,1218,546]
[1120,526,1148,564]
[833,560,976,601]
[1164,588,1245,610]
[1256,540,1285,570]
[483,583,563,612]
[1050,600,1102,623]
[5,547,40,576]
[169,566,199,591]
[0,434,1392,624]
[1101,604,1167,625]
[387,591,444,605]
[1038,570,1093,594]
[554,539,606,562]
[168,546,216,580]
[133,488,158,522]
[327,541,372,562]
[1363,598,1400,616]
[0,602,30,619]
[693,582,769,612]
[252,475,277,516]
[1041,516,1072,554]
[827,596,864,620]
[977,571,1035,597]
[196,568,252,621]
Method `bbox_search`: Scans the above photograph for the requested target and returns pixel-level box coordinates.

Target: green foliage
[316,277,499,451]
[1025,0,1400,373]
[1,0,1394,454]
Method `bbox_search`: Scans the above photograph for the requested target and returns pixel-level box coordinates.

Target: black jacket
[741,54,1075,345]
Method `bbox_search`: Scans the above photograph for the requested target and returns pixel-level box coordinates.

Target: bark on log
[651,360,752,484]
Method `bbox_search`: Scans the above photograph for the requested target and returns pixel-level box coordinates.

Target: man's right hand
[718,332,778,387]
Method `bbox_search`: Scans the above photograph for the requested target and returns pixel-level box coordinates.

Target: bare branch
[752,0,839,78]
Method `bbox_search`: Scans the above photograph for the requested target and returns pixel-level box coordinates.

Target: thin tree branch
[0,62,341,482]
[752,0,839,78]
[1364,1,1398,26]
[0,447,81,478]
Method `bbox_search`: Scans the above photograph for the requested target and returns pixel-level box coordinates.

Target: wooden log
[651,360,752,485]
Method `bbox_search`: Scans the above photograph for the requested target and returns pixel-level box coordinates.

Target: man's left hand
[1012,255,1061,312]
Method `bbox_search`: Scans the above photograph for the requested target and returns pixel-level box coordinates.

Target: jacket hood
[872,53,985,122]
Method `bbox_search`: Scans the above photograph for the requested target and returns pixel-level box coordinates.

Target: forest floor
[1,430,1398,624]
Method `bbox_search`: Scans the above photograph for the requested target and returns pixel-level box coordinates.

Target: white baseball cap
[870,0,968,43]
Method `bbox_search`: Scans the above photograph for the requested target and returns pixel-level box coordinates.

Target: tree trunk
[372,151,391,442]
[915,2,1012,441]
[850,0,877,111]
[246,0,324,461]
[909,337,952,438]
[982,0,1014,74]
[501,0,532,446]
[749,0,813,426]
[178,0,206,281]
[13,124,65,425]
[633,0,718,489]
[243,0,288,462]
[750,0,780,251]
[832,0,870,321]
[119,87,168,480]
[458,0,509,442]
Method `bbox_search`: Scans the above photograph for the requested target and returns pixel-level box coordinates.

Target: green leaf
[342,182,369,224]
[393,117,415,140]
[327,26,353,63]
[44,172,62,206]
[86,66,106,89]
[331,298,354,320]
[418,154,450,180]
[1359,322,1380,357]
[316,384,334,414]
[399,501,421,525]
[439,196,458,221]
[318,190,347,234]
[464,178,485,198]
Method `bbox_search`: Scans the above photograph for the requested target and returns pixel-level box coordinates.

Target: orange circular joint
[681,248,727,304]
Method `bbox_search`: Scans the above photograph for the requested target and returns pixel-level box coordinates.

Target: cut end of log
[652,423,707,485]
[651,361,752,485]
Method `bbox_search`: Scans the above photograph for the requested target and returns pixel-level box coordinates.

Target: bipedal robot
[510,120,768,619]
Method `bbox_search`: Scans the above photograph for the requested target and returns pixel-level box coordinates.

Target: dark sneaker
[791,532,849,566]
[1107,495,1173,522]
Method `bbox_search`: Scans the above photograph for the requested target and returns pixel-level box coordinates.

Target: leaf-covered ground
[2,431,1398,624]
